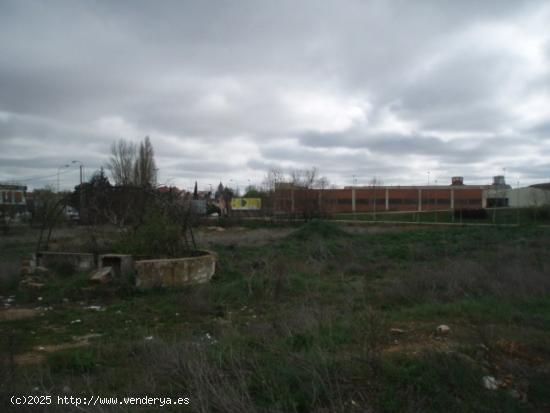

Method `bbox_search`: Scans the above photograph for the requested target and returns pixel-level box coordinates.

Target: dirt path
[0,308,38,321]
[195,227,297,246]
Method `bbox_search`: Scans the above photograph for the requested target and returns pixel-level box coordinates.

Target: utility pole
[57,164,69,193]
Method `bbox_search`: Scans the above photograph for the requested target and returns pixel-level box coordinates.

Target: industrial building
[0,183,27,209]
[488,185,550,208]
[273,176,549,215]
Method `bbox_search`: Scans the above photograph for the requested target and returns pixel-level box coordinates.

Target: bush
[381,255,550,305]
[291,219,347,241]
[527,206,550,221]
[48,348,98,374]
[0,261,20,293]
[116,212,184,258]
[454,208,487,220]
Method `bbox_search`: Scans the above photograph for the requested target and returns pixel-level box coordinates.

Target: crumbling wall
[36,251,95,272]
[134,250,216,289]
[99,254,134,277]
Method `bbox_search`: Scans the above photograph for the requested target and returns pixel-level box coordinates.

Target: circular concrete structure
[134,250,217,289]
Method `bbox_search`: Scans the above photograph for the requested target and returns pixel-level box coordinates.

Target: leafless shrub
[382,254,550,303]
[138,340,257,413]
[272,256,288,301]
[284,303,324,333]
[0,260,19,289]
[357,306,388,365]
[306,239,332,275]
[180,285,216,316]
[245,257,268,297]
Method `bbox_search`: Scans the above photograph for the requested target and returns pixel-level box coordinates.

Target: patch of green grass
[335,207,550,226]
[290,219,348,240]
[529,371,550,406]
[388,297,550,327]
[48,347,99,374]
[0,239,34,261]
[3,221,550,411]
[376,351,522,413]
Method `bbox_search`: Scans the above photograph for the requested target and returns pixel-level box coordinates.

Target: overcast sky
[1,0,549,191]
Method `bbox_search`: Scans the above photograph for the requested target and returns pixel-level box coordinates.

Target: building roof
[0,183,27,190]
[343,185,489,190]
[530,183,550,191]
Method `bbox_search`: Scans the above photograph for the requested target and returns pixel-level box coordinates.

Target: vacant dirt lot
[2,221,549,412]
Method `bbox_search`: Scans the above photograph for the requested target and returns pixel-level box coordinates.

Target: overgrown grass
[335,206,550,225]
[1,220,549,412]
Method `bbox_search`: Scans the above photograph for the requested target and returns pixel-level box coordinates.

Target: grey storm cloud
[298,130,530,161]
[1,0,550,190]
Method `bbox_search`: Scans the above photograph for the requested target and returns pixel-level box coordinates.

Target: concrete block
[99,254,134,277]
[90,266,113,284]
[36,252,95,272]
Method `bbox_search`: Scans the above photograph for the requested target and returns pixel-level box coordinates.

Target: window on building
[487,198,508,207]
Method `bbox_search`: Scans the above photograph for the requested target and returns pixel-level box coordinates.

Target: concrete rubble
[90,266,113,284]
[482,375,500,390]
[22,250,217,290]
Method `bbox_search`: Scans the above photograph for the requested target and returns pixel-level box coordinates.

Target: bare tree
[263,167,286,192]
[263,166,328,217]
[290,167,318,189]
[106,137,157,187]
[313,175,330,216]
[290,167,325,219]
[107,139,136,185]
[304,167,318,188]
[312,175,329,190]
[369,176,383,220]
[134,136,157,187]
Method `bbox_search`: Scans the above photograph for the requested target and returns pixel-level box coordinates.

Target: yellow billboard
[231,198,262,210]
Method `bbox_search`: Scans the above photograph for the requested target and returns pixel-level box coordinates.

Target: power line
[6,167,78,183]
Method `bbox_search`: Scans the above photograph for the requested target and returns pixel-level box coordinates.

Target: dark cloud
[1,0,549,189]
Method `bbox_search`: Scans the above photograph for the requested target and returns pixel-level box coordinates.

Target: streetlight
[57,164,69,193]
[230,179,239,196]
[516,180,520,225]
[71,160,84,187]
[72,160,84,223]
